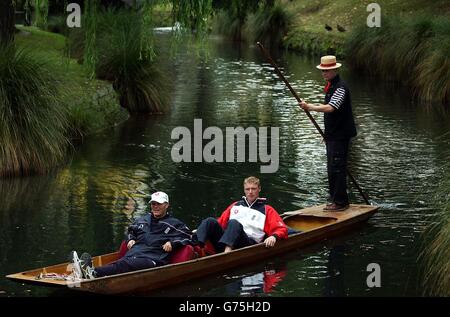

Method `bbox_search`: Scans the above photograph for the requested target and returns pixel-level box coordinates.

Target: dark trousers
[94,256,157,277]
[326,139,350,206]
[196,217,257,252]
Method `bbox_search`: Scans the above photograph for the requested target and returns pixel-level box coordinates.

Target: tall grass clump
[346,15,450,105]
[0,45,70,177]
[413,18,450,104]
[420,156,450,296]
[67,8,170,114]
[245,2,292,48]
[96,9,170,114]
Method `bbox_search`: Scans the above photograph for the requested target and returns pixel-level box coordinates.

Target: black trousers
[326,139,350,205]
[196,217,257,252]
[94,256,158,277]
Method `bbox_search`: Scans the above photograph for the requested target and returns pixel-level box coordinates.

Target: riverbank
[15,26,128,141]
[281,0,450,105]
[203,1,449,105]
[282,0,450,55]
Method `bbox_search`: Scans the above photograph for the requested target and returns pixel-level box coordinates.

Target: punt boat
[6,204,378,294]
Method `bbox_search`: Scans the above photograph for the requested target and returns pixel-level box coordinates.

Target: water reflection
[323,244,347,297]
[224,267,287,296]
[147,260,288,297]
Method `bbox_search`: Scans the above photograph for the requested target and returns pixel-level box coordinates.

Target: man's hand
[300,101,310,111]
[127,239,136,249]
[162,241,172,252]
[264,236,277,248]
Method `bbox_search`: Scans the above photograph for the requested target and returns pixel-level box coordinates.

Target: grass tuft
[0,44,71,177]
[420,155,450,296]
[345,15,450,105]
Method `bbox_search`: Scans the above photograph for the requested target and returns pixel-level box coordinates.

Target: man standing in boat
[72,191,193,279]
[195,176,288,253]
[299,56,357,212]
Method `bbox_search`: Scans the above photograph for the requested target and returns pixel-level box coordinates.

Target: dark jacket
[324,74,357,140]
[126,213,193,265]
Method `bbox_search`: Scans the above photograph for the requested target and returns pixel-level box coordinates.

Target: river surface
[1,35,449,297]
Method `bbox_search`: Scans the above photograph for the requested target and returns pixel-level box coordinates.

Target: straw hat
[316,55,342,70]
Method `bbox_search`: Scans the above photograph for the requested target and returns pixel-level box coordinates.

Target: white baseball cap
[150,191,169,204]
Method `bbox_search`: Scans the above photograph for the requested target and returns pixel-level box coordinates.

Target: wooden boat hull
[6,204,378,294]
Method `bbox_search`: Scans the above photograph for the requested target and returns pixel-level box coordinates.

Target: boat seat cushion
[118,240,128,258]
[169,241,216,263]
[117,241,204,264]
[169,245,196,264]
[115,240,216,263]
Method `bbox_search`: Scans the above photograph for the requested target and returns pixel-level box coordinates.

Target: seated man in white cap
[299,55,357,212]
[71,191,194,279]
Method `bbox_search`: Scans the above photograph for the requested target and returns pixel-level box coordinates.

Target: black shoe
[80,252,96,279]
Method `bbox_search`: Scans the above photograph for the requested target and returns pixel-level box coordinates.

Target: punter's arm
[300,101,335,113]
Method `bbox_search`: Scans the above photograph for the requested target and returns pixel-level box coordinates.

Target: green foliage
[65,24,85,61]
[172,0,212,35]
[63,0,246,116]
[97,11,169,113]
[284,29,345,57]
[421,155,450,296]
[112,61,170,114]
[345,15,450,105]
[213,0,260,41]
[212,0,289,43]
[66,87,127,141]
[245,2,293,48]
[143,1,173,27]
[83,0,99,78]
[227,0,262,22]
[212,9,242,40]
[46,15,67,34]
[0,44,71,177]
[15,26,127,148]
[68,9,170,114]
[33,0,49,29]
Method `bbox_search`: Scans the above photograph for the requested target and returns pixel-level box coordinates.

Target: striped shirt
[328,87,346,109]
[323,74,357,140]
